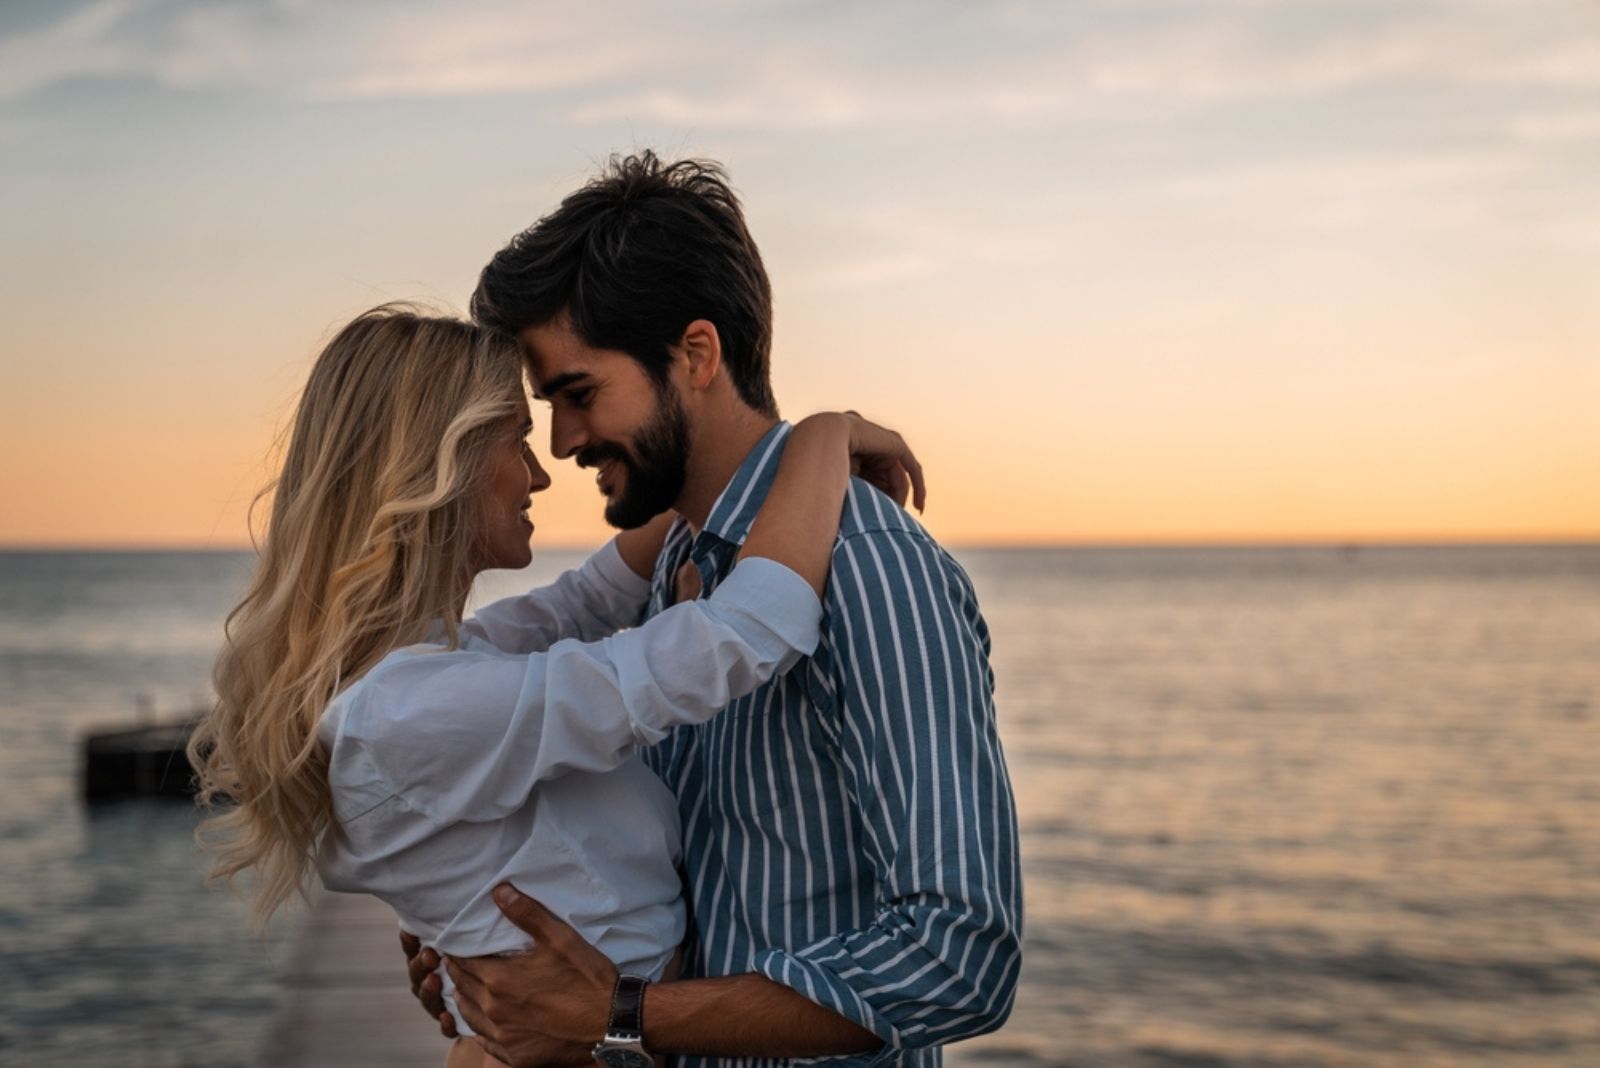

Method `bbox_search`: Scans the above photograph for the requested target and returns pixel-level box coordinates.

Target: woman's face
[474,392,551,572]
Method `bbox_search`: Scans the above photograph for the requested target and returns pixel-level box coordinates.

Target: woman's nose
[526,448,553,493]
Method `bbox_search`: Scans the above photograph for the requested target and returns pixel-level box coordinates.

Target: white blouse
[315,540,821,1032]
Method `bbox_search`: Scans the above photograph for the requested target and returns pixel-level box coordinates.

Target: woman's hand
[796,412,926,513]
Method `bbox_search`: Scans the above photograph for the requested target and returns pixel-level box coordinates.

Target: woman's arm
[464,410,922,650]
[342,414,922,824]
[740,413,925,597]
[338,557,821,824]
[467,412,922,652]
[614,511,676,578]
[462,514,674,653]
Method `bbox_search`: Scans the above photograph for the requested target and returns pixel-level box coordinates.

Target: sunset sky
[2,0,1596,548]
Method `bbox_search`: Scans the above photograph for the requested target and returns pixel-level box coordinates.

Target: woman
[188,305,921,1063]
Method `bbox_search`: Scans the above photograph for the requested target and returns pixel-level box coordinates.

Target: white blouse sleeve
[333,557,820,824]
[461,538,651,653]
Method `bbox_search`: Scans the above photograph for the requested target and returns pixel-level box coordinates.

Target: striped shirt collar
[696,420,792,548]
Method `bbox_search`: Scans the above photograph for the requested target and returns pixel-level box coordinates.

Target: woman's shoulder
[322,642,507,796]
[329,641,508,736]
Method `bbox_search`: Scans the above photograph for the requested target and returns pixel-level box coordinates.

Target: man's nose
[549,409,587,461]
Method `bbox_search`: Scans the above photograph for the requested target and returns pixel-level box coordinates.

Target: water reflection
[3,547,1598,1066]
[948,546,1600,1067]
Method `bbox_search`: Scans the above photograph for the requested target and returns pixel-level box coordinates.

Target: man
[406,152,1022,1067]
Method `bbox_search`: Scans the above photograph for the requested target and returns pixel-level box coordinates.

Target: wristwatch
[592,974,652,1068]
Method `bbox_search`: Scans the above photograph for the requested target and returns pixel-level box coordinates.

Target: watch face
[596,1048,653,1068]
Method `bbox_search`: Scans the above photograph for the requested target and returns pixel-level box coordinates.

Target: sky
[1,0,1596,548]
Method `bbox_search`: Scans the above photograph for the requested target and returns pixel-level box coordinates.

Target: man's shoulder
[826,479,980,614]
[836,476,932,542]
[816,481,996,716]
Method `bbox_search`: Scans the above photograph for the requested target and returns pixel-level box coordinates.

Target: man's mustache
[575,443,631,470]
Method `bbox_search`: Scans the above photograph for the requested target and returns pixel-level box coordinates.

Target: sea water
[2,545,1597,1066]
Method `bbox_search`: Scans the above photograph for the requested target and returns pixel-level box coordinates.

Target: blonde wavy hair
[189,304,526,926]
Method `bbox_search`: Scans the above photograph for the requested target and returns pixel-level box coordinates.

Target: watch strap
[608,974,648,1037]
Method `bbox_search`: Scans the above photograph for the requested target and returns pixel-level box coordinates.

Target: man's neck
[674,406,780,532]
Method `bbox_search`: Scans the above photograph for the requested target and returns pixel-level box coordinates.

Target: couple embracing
[193,153,1022,1068]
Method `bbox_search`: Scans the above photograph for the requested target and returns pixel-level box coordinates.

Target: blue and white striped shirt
[641,423,1023,1068]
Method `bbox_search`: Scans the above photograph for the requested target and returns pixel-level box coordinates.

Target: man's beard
[577,383,690,530]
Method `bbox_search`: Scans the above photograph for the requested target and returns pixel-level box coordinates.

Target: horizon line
[4,534,1597,553]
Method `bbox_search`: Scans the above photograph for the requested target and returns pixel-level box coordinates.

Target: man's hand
[446,883,618,1068]
[400,929,460,1039]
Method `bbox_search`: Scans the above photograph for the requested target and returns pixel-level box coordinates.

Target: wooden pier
[259,889,450,1067]
[260,892,997,1067]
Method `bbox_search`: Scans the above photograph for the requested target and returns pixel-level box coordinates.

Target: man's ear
[676,319,722,392]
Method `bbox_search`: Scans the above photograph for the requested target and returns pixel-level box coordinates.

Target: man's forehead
[515,327,579,394]
[520,329,652,401]
[518,320,594,389]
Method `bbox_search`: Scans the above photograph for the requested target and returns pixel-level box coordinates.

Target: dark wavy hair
[471,151,777,417]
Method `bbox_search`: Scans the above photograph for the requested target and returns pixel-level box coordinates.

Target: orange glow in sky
[2,1,1596,548]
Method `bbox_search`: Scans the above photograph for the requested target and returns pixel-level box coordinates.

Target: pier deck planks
[259,889,451,1067]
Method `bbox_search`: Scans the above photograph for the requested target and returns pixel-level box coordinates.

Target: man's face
[520,316,690,529]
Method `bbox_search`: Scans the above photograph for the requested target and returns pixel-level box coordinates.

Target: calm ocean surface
[1,545,1597,1066]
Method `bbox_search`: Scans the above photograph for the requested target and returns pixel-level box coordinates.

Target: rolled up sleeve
[346,557,823,824]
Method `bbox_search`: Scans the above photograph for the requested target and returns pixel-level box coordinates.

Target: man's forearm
[644,973,880,1059]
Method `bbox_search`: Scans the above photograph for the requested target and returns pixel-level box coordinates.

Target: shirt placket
[689,535,737,599]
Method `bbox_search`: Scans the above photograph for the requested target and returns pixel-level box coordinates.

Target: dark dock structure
[81,719,199,800]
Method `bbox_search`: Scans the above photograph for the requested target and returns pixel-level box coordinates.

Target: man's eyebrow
[533,371,592,400]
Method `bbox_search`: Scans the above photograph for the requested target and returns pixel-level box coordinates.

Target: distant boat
[81,717,201,801]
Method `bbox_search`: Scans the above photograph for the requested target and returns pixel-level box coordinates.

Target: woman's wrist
[736,415,854,596]
[615,512,676,578]
[790,413,853,456]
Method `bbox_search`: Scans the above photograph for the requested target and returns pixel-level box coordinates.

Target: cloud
[1162,151,1534,203]
[1151,147,1595,248]
[782,205,1059,293]
[1511,110,1600,143]
[2,0,1598,129]
[551,4,1600,131]
[0,0,660,101]
[0,0,139,100]
[795,252,942,292]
